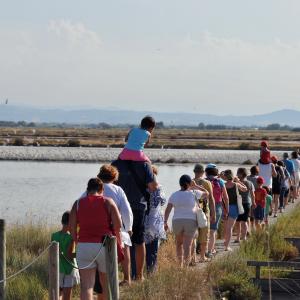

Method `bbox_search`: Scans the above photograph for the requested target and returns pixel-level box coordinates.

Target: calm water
[0,161,239,225]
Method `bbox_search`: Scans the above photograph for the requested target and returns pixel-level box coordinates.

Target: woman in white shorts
[164,175,208,267]
[70,178,122,300]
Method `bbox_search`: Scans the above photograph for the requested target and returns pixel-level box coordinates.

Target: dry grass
[121,236,212,300]
[207,204,300,300]
[1,127,300,149]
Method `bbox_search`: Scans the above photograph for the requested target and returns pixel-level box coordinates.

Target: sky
[1,0,300,115]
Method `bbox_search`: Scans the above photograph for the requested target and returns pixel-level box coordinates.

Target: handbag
[236,184,245,215]
[193,192,208,229]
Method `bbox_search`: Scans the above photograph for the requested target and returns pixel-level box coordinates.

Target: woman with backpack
[205,164,229,257]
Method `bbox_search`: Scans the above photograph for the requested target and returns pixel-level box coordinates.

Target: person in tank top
[70,178,122,300]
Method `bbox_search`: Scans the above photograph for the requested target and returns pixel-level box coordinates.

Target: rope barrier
[0,235,108,284]
[0,241,55,284]
[60,236,107,270]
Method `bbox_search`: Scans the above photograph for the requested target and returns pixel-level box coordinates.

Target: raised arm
[271,164,277,177]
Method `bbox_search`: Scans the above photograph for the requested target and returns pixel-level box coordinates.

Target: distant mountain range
[0,105,300,127]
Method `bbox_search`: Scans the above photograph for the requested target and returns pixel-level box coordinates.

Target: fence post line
[0,220,6,300]
[49,241,59,300]
[105,236,119,300]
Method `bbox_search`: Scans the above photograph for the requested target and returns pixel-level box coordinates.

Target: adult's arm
[206,182,216,224]
[118,188,133,233]
[222,187,229,214]
[69,201,78,243]
[249,183,256,207]
[271,164,277,177]
[105,198,122,244]
[144,162,157,191]
[236,182,248,192]
[164,202,173,230]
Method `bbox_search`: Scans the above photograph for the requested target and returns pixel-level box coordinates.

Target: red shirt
[77,195,113,243]
[255,188,267,208]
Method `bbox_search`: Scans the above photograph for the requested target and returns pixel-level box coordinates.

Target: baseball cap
[205,163,217,170]
[271,155,278,163]
[256,176,265,185]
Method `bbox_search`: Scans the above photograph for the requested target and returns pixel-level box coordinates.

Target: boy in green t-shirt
[263,187,273,227]
[51,211,80,300]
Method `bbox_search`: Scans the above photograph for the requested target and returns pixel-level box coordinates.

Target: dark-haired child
[51,211,79,300]
[119,115,155,162]
[254,177,267,230]
[260,140,271,164]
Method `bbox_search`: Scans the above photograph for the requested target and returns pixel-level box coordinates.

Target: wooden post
[0,220,6,300]
[255,266,260,280]
[105,236,119,300]
[49,241,59,300]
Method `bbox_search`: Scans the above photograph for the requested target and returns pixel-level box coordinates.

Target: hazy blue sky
[1,0,300,115]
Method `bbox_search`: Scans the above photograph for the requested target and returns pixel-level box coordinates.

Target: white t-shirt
[258,162,273,188]
[168,189,203,221]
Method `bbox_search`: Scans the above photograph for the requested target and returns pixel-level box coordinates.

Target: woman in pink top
[70,178,122,300]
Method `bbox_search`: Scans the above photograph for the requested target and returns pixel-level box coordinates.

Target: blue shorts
[210,204,222,231]
[228,204,239,219]
[254,205,265,221]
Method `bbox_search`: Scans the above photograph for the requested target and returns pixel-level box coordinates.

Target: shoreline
[0,146,286,165]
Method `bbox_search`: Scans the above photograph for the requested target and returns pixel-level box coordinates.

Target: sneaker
[274,214,278,218]
[225,247,233,252]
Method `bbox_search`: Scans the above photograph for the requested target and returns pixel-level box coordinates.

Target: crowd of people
[50,116,300,300]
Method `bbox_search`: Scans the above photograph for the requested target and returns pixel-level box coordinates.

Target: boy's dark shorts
[131,209,146,245]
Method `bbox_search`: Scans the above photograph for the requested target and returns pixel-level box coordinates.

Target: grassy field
[207,204,300,299]
[5,204,300,300]
[0,127,300,150]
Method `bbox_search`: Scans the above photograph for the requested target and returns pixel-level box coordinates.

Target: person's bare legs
[121,245,131,284]
[235,221,241,242]
[224,218,236,249]
[62,287,72,300]
[200,242,207,260]
[79,268,96,300]
[98,272,107,300]
[273,194,279,216]
[135,243,146,281]
[255,220,262,230]
[208,230,217,253]
[240,221,248,240]
[182,235,195,266]
[175,233,184,266]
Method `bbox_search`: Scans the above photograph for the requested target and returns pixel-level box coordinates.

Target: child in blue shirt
[119,115,155,162]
